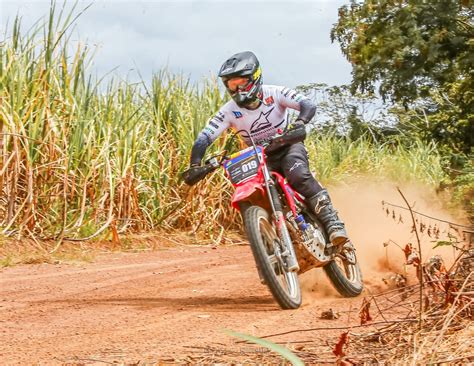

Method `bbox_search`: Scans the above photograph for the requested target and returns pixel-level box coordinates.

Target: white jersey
[200,85,310,146]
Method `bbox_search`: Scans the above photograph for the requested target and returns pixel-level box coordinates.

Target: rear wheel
[323,243,363,297]
[243,206,302,309]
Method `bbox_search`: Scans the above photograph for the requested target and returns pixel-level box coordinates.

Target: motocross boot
[307,189,349,247]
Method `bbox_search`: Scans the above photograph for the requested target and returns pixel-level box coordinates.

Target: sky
[0,0,353,88]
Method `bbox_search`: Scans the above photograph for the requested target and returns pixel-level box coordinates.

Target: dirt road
[1,243,378,365]
[1,182,461,364]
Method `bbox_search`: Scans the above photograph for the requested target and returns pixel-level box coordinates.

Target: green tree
[331,0,473,154]
[297,83,399,142]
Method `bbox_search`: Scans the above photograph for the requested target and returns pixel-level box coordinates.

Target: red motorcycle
[183,125,363,309]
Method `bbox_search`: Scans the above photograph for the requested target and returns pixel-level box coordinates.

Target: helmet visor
[224,76,252,94]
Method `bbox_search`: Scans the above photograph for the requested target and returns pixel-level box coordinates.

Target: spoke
[259,215,299,300]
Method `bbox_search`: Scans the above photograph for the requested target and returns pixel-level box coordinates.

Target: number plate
[224,147,263,184]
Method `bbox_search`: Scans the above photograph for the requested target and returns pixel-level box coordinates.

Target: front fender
[231,179,266,210]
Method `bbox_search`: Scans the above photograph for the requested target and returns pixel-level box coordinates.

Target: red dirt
[1,244,377,365]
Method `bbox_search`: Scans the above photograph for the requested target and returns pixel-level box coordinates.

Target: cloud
[1,0,352,87]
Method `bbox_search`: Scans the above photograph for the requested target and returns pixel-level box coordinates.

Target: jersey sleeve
[276,86,310,110]
[190,107,232,166]
[199,107,231,144]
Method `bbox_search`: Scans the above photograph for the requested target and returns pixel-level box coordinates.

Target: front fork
[266,176,300,272]
[247,138,300,273]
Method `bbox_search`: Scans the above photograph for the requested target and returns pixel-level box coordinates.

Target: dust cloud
[300,178,465,301]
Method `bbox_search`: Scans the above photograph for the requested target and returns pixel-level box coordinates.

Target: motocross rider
[184,51,349,247]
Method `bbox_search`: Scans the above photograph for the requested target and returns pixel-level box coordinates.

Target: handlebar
[182,123,315,186]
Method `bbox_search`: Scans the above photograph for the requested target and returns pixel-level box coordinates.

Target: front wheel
[324,243,363,297]
[243,205,302,309]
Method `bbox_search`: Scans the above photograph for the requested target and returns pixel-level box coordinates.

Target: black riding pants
[266,142,323,198]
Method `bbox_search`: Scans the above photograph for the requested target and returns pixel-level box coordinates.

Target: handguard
[182,165,214,186]
[266,125,307,153]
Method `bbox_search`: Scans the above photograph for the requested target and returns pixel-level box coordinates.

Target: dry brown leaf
[333,331,350,358]
[359,297,373,325]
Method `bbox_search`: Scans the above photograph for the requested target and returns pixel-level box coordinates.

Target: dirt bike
[183,124,363,309]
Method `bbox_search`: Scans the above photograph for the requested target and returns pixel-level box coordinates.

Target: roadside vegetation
[0,2,471,245]
[0,2,472,364]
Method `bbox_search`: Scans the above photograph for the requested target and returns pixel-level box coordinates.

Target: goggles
[225,76,252,94]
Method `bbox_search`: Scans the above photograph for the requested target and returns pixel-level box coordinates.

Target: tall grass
[0,5,449,241]
[307,132,446,186]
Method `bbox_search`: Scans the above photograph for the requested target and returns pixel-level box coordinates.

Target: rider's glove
[267,120,308,153]
[286,119,306,131]
[181,164,212,186]
[182,164,201,186]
